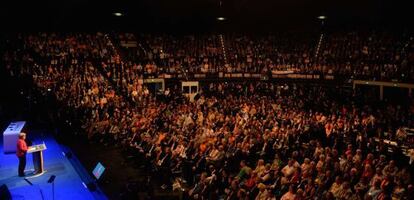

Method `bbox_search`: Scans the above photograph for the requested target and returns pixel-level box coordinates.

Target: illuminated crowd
[2,32,414,200]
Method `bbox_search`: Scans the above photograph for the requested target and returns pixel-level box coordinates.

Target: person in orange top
[199,142,207,153]
[16,133,28,177]
[157,133,166,144]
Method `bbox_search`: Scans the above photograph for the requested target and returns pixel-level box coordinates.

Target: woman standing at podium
[16,133,28,177]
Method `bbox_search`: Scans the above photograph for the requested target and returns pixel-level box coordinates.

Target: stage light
[317,15,326,20]
[113,12,123,17]
[217,17,226,21]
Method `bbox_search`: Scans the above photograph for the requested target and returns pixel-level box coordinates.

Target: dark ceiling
[1,0,413,32]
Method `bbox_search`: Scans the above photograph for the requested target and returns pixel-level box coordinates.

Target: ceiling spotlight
[113,12,123,17]
[317,15,327,20]
[217,17,226,21]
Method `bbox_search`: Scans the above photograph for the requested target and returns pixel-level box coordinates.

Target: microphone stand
[47,175,56,200]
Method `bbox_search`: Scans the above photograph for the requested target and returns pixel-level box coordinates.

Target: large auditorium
[1,0,413,200]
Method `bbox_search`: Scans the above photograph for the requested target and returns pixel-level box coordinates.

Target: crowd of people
[125,81,414,200]
[223,33,317,74]
[320,32,413,81]
[115,34,225,75]
[2,32,414,200]
[112,31,414,82]
[2,33,130,140]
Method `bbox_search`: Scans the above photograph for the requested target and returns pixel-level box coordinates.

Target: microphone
[47,175,56,183]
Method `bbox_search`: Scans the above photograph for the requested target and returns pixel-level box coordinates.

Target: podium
[27,144,47,175]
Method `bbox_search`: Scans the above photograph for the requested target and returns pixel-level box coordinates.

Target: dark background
[0,0,412,32]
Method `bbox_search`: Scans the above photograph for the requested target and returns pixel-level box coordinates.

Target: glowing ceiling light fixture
[217,17,226,21]
[317,15,327,20]
[113,12,123,17]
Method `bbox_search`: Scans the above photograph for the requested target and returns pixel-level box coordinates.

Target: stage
[0,132,108,200]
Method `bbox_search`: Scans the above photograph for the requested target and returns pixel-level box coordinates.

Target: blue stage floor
[0,133,108,200]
